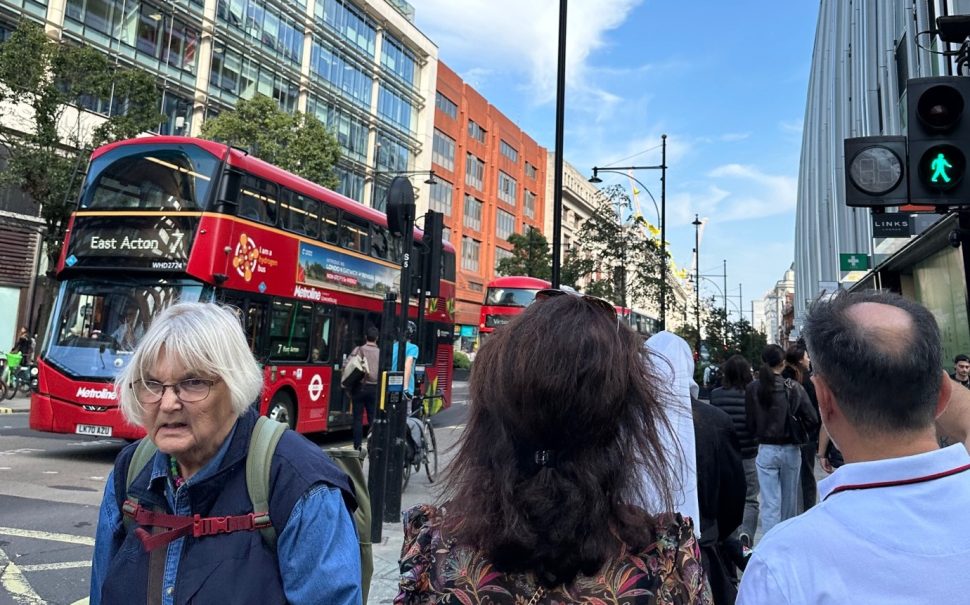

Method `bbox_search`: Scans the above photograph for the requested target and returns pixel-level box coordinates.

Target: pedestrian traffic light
[843,136,908,207]
[907,76,970,205]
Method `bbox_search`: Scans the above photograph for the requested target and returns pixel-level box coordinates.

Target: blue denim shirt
[90,426,361,605]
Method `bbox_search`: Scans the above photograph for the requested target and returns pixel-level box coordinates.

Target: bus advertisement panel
[30,136,456,440]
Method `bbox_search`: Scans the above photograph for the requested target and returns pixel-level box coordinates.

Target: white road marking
[88,477,104,481]
[0,467,10,471]
[0,449,44,456]
[17,561,92,572]
[0,546,45,604]
[0,527,95,546]
[41,471,58,475]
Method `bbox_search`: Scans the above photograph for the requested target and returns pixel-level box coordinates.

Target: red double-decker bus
[29,136,456,439]
[478,276,550,343]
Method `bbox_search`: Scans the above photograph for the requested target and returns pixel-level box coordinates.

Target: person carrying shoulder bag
[745,345,818,535]
[350,327,381,451]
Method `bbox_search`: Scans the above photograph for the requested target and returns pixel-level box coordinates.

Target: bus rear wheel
[267,392,296,429]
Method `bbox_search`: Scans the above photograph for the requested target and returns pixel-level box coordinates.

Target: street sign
[872,213,915,238]
[839,253,871,271]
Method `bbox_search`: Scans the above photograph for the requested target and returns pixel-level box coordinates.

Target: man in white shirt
[738,291,970,604]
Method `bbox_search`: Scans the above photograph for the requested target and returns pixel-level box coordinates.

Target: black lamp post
[588,134,668,329]
[692,214,702,355]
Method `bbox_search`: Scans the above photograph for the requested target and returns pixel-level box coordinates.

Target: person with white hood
[643,331,701,535]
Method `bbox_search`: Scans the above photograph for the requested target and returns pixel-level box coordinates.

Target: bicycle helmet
[406,320,417,338]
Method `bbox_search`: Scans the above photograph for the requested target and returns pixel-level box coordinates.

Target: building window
[209,47,299,110]
[465,153,484,190]
[216,0,303,64]
[498,171,517,205]
[381,35,416,85]
[524,190,536,219]
[461,236,480,271]
[435,91,458,119]
[376,132,411,172]
[494,246,513,270]
[430,179,453,215]
[335,165,365,203]
[463,194,483,231]
[467,119,486,143]
[496,209,515,240]
[525,161,537,179]
[442,226,451,242]
[378,84,415,132]
[307,97,369,163]
[432,129,455,171]
[500,140,518,162]
[314,0,376,57]
[310,41,372,109]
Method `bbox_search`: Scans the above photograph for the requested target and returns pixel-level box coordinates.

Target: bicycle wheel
[423,421,438,483]
[3,379,14,400]
[401,440,413,491]
[15,378,30,398]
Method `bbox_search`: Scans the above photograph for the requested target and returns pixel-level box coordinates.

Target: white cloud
[413,0,642,103]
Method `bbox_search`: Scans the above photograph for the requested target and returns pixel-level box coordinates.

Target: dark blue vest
[100,410,356,605]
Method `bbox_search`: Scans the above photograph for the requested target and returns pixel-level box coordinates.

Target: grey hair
[115,302,263,426]
[803,290,941,434]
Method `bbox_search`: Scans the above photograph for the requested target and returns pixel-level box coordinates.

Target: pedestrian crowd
[87,290,970,604]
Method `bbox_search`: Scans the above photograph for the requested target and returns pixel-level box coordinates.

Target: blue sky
[413,0,819,320]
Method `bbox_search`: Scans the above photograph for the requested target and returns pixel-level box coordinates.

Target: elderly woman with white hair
[89,302,362,605]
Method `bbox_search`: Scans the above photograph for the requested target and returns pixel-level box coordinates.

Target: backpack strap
[246,416,288,549]
[122,437,159,532]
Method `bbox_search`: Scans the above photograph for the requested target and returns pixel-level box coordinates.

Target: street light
[371,169,437,211]
[588,134,668,329]
[692,214,702,355]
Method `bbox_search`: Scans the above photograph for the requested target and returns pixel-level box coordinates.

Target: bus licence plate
[76,424,113,437]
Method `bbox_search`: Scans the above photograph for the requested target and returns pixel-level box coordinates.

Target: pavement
[366,420,463,604]
[0,390,30,413]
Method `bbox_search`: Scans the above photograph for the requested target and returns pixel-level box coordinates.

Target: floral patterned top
[395,504,713,605]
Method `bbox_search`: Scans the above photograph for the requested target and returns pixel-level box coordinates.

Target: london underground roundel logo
[233,233,260,281]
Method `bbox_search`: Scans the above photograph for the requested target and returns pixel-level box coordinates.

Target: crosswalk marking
[18,561,92,572]
[0,527,95,546]
[0,546,45,605]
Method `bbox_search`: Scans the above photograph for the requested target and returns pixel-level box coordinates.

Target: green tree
[0,22,163,267]
[566,185,669,309]
[495,228,551,279]
[200,95,341,189]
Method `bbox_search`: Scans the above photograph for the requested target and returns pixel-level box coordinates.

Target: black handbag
[782,379,810,445]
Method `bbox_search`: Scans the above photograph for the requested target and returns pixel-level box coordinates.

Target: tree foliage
[701,301,768,369]
[200,95,341,189]
[0,22,162,267]
[560,185,671,312]
[495,229,552,280]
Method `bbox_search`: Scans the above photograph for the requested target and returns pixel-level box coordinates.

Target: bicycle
[2,351,29,400]
[401,391,440,491]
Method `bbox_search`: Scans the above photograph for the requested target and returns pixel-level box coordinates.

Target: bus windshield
[81,144,220,211]
[484,287,541,307]
[43,279,210,379]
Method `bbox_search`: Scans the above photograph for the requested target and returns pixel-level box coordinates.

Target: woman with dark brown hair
[396,291,712,604]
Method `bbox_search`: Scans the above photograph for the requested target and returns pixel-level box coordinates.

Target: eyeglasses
[534,288,619,323]
[131,378,219,404]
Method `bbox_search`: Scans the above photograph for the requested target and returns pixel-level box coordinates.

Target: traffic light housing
[907,76,970,205]
[843,136,908,207]
[421,210,443,299]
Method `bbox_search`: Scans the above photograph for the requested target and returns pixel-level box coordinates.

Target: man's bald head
[804,292,942,434]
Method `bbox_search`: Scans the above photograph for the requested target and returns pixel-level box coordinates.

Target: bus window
[269,300,313,361]
[286,193,320,239]
[311,305,333,363]
[321,205,339,244]
[239,176,279,225]
[334,309,365,362]
[222,294,269,355]
[340,214,369,253]
[370,223,391,260]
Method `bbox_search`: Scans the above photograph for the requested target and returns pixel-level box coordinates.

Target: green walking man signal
[931,153,953,183]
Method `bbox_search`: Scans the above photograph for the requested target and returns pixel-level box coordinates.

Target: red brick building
[431,62,547,350]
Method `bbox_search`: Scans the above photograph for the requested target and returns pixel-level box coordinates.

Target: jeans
[800,440,819,512]
[352,383,377,449]
[741,456,760,540]
[756,443,801,535]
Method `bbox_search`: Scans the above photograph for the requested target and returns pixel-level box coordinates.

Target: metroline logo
[76,387,117,400]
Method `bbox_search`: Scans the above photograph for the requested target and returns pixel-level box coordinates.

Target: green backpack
[123,416,373,600]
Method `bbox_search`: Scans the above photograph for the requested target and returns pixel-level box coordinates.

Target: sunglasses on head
[534,288,619,322]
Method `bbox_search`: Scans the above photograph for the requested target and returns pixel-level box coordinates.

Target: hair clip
[534,449,556,467]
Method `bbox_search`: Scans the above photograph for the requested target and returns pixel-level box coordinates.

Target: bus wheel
[267,392,296,429]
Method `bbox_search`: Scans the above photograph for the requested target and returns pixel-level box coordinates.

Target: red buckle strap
[123,500,272,552]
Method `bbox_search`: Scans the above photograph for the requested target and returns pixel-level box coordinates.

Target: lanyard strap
[823,462,970,501]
